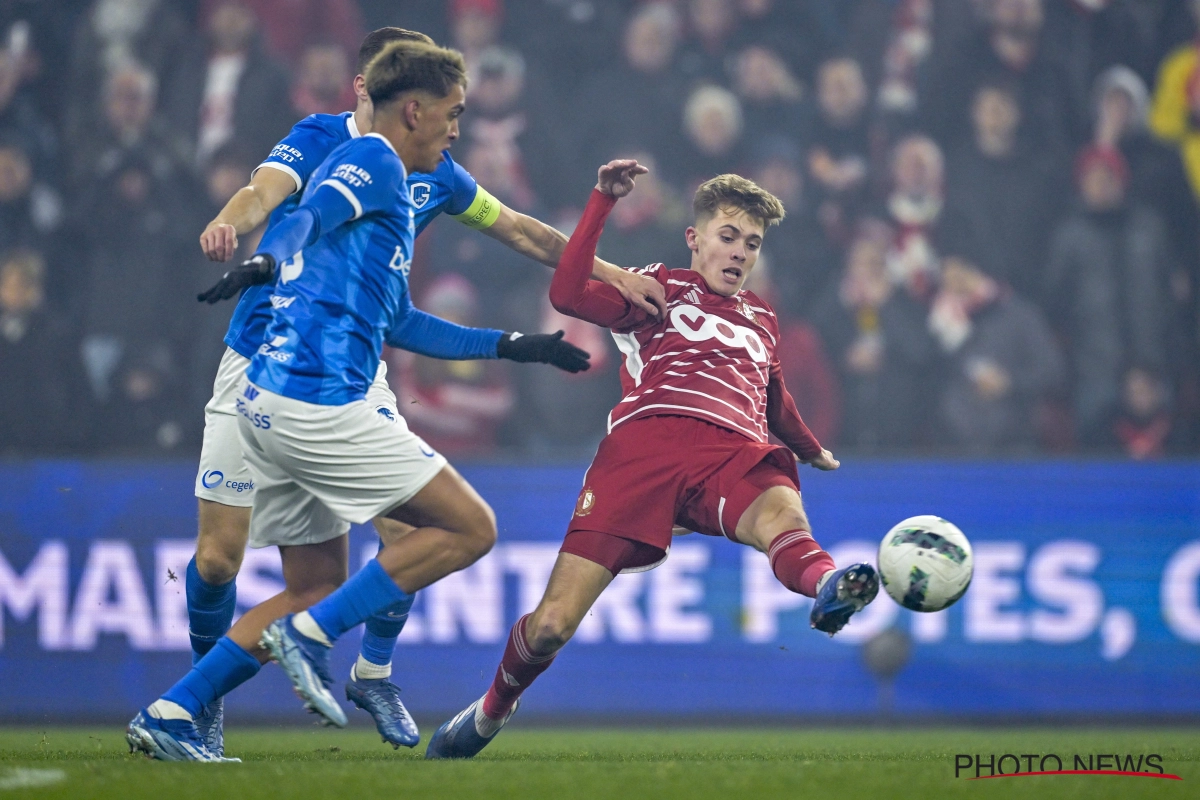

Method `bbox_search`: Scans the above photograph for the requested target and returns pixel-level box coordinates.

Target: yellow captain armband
[450,186,501,230]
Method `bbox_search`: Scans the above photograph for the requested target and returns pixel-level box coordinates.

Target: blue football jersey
[245,134,418,404]
[223,112,485,358]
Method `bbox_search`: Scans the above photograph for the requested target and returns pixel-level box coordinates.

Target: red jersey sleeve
[766,359,824,460]
[549,189,650,330]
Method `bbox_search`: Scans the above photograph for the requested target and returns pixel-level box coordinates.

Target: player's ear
[403,98,422,130]
[685,226,699,252]
[353,74,368,103]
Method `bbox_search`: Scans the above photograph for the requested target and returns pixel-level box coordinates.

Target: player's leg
[128,537,347,761]
[345,517,420,748]
[731,474,877,635]
[426,550,616,759]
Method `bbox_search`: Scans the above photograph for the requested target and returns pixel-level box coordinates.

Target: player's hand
[197,253,276,304]
[596,159,648,199]
[801,448,840,471]
[497,331,591,373]
[200,222,239,262]
[603,264,668,317]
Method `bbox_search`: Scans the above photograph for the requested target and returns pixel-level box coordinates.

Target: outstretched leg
[426,552,615,759]
[735,484,877,634]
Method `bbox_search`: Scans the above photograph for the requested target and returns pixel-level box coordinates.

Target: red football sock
[481,614,557,720]
[768,529,836,598]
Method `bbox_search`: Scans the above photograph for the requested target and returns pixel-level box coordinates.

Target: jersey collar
[346,112,361,139]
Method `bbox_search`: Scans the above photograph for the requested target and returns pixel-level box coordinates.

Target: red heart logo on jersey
[676,310,706,332]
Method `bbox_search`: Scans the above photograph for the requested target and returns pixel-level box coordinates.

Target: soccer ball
[877,515,973,612]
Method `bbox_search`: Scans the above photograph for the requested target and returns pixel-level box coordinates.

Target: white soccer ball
[877,515,973,612]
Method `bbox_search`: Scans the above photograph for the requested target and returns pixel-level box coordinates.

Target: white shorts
[195,347,400,509]
[235,376,448,549]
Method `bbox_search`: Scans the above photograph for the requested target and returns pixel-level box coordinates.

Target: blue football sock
[308,559,409,642]
[162,637,260,718]
[186,556,237,664]
[360,593,415,666]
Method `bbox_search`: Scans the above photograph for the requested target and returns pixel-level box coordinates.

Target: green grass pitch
[0,726,1196,799]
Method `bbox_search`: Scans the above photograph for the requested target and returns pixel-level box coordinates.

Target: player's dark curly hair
[693,174,786,229]
[364,41,467,107]
[356,28,435,75]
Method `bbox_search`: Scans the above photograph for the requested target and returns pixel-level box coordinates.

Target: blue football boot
[810,563,879,636]
[126,709,240,762]
[259,616,347,727]
[346,674,419,748]
[425,696,519,760]
[193,698,224,757]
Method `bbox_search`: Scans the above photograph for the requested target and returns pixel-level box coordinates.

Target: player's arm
[473,199,666,317]
[199,166,299,262]
[766,361,839,471]
[386,306,590,373]
[548,160,654,328]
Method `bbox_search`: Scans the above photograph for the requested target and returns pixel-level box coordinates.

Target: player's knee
[195,539,243,585]
[757,495,809,536]
[527,608,577,653]
[459,500,497,561]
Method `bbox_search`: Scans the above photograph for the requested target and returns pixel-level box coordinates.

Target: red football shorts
[562,415,800,573]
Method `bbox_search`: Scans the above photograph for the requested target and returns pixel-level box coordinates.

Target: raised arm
[548,160,654,329]
[766,360,839,469]
[480,202,666,317]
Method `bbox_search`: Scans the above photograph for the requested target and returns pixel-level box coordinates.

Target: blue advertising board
[0,459,1198,721]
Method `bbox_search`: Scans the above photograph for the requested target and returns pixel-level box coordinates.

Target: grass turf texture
[0,726,1196,799]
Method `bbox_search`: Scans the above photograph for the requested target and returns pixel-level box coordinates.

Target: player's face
[686,207,765,297]
[412,83,466,173]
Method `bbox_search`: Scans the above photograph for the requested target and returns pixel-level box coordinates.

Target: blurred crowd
[1,0,1199,459]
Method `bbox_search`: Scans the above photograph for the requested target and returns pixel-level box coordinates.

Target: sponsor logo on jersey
[388,245,412,276]
[575,487,595,516]
[409,182,432,208]
[267,143,302,163]
[243,385,259,401]
[331,162,372,187]
[668,305,767,363]
[201,470,224,489]
[269,294,296,309]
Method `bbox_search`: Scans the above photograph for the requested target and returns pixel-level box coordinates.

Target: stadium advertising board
[0,460,1197,720]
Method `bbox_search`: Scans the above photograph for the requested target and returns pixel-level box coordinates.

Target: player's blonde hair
[364,40,467,107]
[692,174,785,229]
[356,28,436,74]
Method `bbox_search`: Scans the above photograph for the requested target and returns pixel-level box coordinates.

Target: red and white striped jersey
[548,189,822,459]
[607,265,798,449]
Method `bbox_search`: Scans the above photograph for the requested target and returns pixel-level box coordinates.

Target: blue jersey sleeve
[442,155,480,216]
[385,293,502,360]
[254,115,343,194]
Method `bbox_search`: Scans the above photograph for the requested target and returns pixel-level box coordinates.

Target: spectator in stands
[732,44,805,134]
[677,84,744,191]
[73,62,194,418]
[882,133,946,298]
[0,15,60,169]
[807,55,873,250]
[932,227,1064,453]
[811,220,935,450]
[200,0,362,67]
[574,3,685,184]
[1108,364,1180,458]
[0,130,63,261]
[290,42,355,118]
[165,1,293,166]
[678,0,739,83]
[946,78,1063,297]
[390,275,515,457]
[1043,0,1149,117]
[450,0,503,68]
[0,248,78,454]
[66,0,189,167]
[460,45,570,210]
[732,0,822,82]
[748,135,837,316]
[1044,144,1172,447]
[925,0,1077,154]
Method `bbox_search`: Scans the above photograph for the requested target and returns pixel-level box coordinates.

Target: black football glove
[496,330,590,373]
[197,253,276,304]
